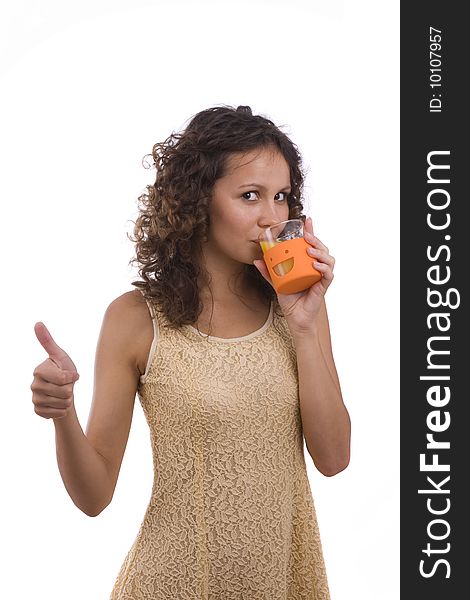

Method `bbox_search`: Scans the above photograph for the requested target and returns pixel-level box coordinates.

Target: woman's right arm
[31,291,153,517]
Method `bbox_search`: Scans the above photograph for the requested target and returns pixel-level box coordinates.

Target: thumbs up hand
[31,322,80,420]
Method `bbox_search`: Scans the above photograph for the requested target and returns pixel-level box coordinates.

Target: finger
[33,405,69,419]
[31,377,75,400]
[34,322,73,370]
[312,260,334,285]
[33,394,73,410]
[33,359,79,385]
[304,216,314,235]
[306,248,335,268]
[303,231,329,253]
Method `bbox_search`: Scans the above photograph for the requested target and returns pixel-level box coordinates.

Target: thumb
[253,259,273,287]
[34,322,77,373]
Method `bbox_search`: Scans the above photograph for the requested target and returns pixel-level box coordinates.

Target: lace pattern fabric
[109,295,330,599]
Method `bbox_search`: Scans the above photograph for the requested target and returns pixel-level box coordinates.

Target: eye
[241,191,258,201]
[241,191,289,202]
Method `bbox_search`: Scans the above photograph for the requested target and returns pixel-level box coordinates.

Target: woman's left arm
[254,216,351,477]
[292,298,351,477]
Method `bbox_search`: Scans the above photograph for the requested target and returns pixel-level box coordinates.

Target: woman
[31,105,351,599]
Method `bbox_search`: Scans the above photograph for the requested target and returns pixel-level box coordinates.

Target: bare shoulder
[105,289,155,377]
[108,288,150,313]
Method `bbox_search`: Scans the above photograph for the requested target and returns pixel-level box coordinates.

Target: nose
[257,199,285,229]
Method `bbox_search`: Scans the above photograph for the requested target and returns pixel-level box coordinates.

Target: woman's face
[205,146,292,266]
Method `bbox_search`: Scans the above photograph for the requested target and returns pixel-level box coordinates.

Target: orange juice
[259,240,277,253]
[259,240,294,275]
[258,219,322,294]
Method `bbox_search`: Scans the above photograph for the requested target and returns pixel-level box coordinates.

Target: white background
[0,1,399,598]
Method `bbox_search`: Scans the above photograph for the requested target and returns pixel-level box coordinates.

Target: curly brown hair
[129,104,307,329]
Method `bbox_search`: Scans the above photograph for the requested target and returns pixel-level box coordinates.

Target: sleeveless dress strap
[137,289,160,385]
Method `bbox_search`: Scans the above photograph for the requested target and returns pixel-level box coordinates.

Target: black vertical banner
[401,3,468,599]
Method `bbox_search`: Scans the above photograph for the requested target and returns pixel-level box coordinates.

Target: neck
[198,248,252,303]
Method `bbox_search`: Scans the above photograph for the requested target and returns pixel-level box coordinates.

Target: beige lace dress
[109,292,330,599]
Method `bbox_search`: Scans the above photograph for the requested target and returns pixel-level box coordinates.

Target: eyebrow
[237,183,291,190]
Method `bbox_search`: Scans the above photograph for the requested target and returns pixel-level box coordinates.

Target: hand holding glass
[258,219,322,294]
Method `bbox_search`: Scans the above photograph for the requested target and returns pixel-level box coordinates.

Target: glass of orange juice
[258,219,322,294]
